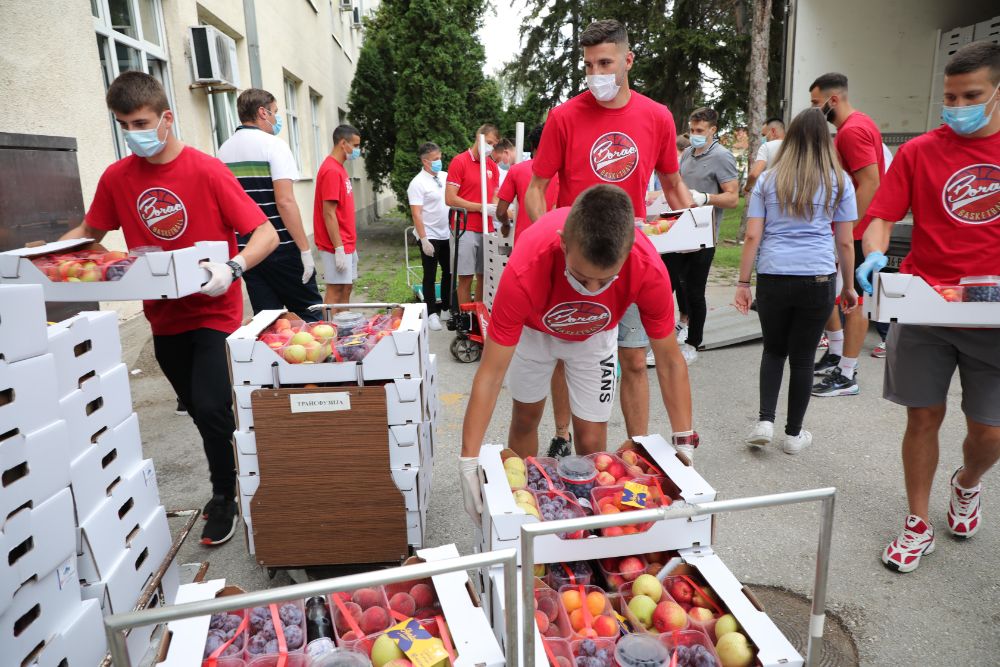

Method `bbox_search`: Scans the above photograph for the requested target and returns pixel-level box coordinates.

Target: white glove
[200,255,245,297]
[420,237,435,257]
[459,457,483,526]
[334,246,348,273]
[300,250,316,283]
[690,190,710,207]
[484,203,497,218]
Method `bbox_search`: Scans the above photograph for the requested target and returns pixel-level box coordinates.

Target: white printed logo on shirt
[590,132,639,183]
[345,178,353,195]
[136,187,187,240]
[543,301,613,336]
[942,163,1000,225]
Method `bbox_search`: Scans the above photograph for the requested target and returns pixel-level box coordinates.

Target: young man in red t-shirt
[496,124,560,243]
[63,72,279,545]
[445,124,500,305]
[808,73,885,397]
[524,19,695,450]
[858,41,1000,573]
[458,186,696,524]
[314,125,362,306]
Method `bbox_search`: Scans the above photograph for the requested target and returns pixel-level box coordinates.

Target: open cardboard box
[0,353,61,437]
[46,310,123,400]
[0,238,227,301]
[23,597,106,667]
[0,419,71,535]
[641,205,715,253]
[69,411,145,523]
[153,579,238,667]
[865,272,1000,327]
[0,284,49,364]
[484,565,549,667]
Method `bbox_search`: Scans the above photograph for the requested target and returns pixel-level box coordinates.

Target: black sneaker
[202,495,223,520]
[811,368,859,397]
[175,398,188,416]
[546,434,573,459]
[201,494,239,546]
[814,351,841,376]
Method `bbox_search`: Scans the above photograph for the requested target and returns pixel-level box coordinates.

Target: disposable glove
[420,237,435,257]
[484,203,497,218]
[200,255,245,297]
[690,190,710,207]
[459,456,483,526]
[672,430,700,466]
[334,246,348,273]
[300,250,316,283]
[855,251,888,295]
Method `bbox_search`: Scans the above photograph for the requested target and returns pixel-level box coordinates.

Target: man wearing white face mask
[458,186,694,525]
[218,88,321,321]
[524,19,696,452]
[63,72,279,546]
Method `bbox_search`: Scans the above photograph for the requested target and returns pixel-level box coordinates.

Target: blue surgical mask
[348,147,361,160]
[689,134,707,148]
[270,113,283,135]
[942,84,999,135]
[124,114,167,158]
[430,159,442,173]
[564,267,618,296]
[500,161,510,171]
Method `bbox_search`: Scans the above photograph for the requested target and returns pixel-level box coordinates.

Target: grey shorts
[885,324,1000,426]
[457,231,484,276]
[319,249,359,284]
[616,303,649,348]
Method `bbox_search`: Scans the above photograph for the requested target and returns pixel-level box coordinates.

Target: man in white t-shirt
[743,117,785,195]
[407,142,452,330]
[218,88,320,320]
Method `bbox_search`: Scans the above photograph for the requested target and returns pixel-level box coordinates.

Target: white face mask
[586,73,621,102]
[564,267,618,296]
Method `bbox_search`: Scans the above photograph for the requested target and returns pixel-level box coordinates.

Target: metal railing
[104,548,519,666]
[519,487,836,667]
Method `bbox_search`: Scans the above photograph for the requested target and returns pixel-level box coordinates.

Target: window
[310,91,324,173]
[208,91,239,153]
[284,77,303,171]
[93,0,174,158]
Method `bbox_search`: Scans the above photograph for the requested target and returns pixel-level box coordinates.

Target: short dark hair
[945,40,1000,85]
[526,124,545,153]
[810,72,848,93]
[764,117,785,130]
[106,71,169,115]
[580,19,629,49]
[236,88,276,123]
[494,137,514,152]
[689,107,719,128]
[676,135,691,151]
[418,142,440,159]
[563,185,634,268]
[333,124,359,146]
[475,123,499,140]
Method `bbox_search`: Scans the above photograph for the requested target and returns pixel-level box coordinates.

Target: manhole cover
[747,584,859,667]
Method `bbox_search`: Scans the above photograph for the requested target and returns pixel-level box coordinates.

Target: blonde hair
[770,108,846,219]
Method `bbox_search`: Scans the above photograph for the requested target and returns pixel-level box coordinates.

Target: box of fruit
[864,272,1000,327]
[0,239,228,301]
[484,565,555,666]
[640,205,715,254]
[227,305,429,387]
[478,435,716,563]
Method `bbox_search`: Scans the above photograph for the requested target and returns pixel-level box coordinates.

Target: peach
[619,557,644,582]
[334,601,363,634]
[652,600,688,633]
[601,504,620,515]
[626,465,645,478]
[607,461,625,479]
[340,630,358,642]
[536,595,558,622]
[586,591,606,615]
[414,607,437,619]
[603,525,624,537]
[352,587,382,610]
[556,657,571,667]
[383,660,413,667]
[596,471,617,486]
[621,450,639,466]
[561,589,582,613]
[360,606,389,635]
[274,318,292,331]
[593,453,614,471]
[409,583,435,609]
[534,610,549,633]
[622,525,639,535]
[593,614,618,638]
[569,608,586,632]
[389,592,415,617]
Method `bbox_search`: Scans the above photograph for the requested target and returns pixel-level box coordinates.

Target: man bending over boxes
[458,185,696,523]
[62,72,279,546]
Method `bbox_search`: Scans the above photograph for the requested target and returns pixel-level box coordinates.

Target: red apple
[619,557,644,582]
[669,579,694,604]
[607,461,625,479]
[688,606,714,623]
[692,586,718,609]
[652,600,688,632]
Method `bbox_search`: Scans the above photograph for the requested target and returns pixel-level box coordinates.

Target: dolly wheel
[451,337,482,363]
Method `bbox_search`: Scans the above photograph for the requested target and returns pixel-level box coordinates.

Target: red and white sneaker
[817,334,829,350]
[882,515,935,573]
[947,468,982,538]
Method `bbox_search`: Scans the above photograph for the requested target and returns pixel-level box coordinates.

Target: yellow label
[620,481,649,509]
[387,618,450,667]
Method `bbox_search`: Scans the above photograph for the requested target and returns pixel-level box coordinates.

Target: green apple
[282,344,307,364]
[627,594,657,628]
[289,331,315,346]
[370,632,406,667]
[715,613,740,640]
[631,574,662,603]
[716,631,753,667]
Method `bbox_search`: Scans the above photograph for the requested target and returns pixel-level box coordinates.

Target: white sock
[838,356,858,379]
[826,329,844,357]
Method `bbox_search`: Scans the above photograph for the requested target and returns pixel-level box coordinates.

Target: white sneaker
[645,349,656,367]
[746,421,773,448]
[783,429,813,454]
[676,323,688,344]
[680,343,698,365]
[674,443,694,465]
[428,313,442,331]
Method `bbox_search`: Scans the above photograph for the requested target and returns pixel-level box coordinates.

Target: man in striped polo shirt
[218,88,321,321]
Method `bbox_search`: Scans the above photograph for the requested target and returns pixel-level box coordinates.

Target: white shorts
[320,249,359,284]
[506,327,618,423]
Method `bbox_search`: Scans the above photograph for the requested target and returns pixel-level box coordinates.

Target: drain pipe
[243,0,262,88]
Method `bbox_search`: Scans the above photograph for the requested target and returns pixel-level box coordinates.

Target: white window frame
[284,77,303,171]
[310,91,324,174]
[207,89,239,154]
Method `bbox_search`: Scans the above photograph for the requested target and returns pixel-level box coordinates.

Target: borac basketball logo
[590,132,639,182]
[543,301,612,336]
[136,187,187,240]
[345,178,353,196]
[942,163,1000,225]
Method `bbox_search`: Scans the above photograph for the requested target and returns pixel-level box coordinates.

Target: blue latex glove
[856,251,888,295]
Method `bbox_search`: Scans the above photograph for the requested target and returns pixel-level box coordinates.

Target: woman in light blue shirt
[734,108,859,454]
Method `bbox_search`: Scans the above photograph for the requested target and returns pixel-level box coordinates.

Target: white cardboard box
[69,412,145,523]
[864,272,1000,327]
[417,543,506,667]
[77,459,162,582]
[485,565,548,667]
[58,363,134,455]
[484,231,512,312]
[46,310,123,399]
[26,598,106,667]
[642,205,715,253]
[227,304,429,387]
[479,435,716,563]
[0,489,77,618]
[388,421,433,469]
[155,578,226,667]
[0,239,227,301]
[673,546,803,667]
[0,284,49,364]
[0,420,71,532]
[0,354,61,437]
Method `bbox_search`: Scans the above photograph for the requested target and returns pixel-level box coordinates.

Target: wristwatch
[226,259,244,279]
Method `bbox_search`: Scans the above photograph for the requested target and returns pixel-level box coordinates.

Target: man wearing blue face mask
[314,125,363,306]
[407,142,452,330]
[859,41,1000,574]
[218,88,321,321]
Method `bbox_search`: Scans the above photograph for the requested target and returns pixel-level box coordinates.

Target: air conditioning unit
[352,6,363,28]
[189,25,240,89]
[339,0,353,10]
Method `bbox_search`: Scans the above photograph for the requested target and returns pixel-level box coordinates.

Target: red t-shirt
[446,149,499,234]
[497,159,560,243]
[313,156,357,253]
[533,91,679,218]
[834,111,885,240]
[489,208,675,345]
[86,147,266,336]
[867,125,1000,286]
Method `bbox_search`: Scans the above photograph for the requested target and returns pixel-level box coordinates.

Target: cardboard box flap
[389,423,419,448]
[1,238,96,260]
[390,378,423,404]
[877,272,915,298]
[227,309,285,363]
[234,430,256,455]
[156,579,227,667]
